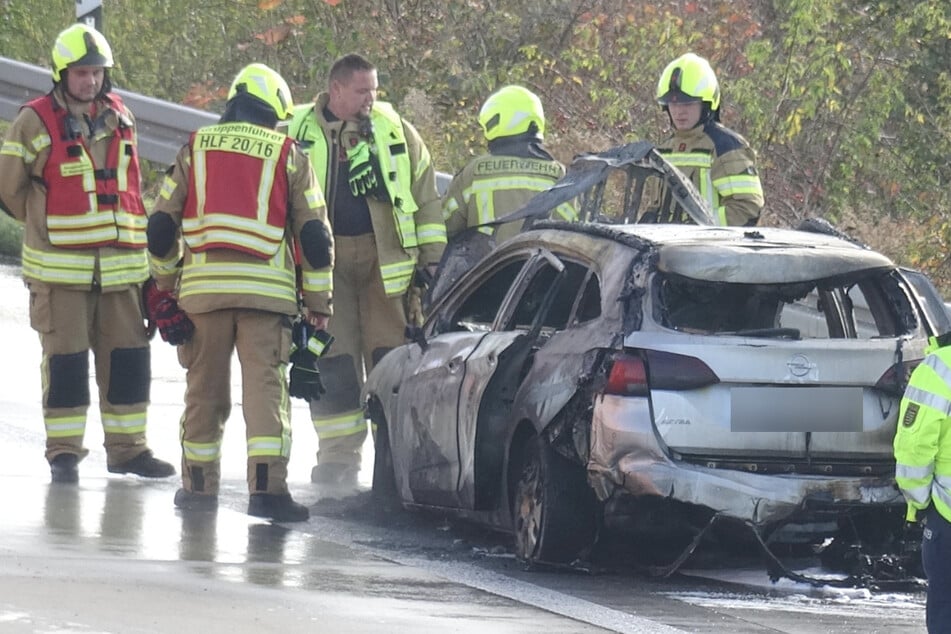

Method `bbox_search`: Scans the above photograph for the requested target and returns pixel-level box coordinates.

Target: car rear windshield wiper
[721,327,802,339]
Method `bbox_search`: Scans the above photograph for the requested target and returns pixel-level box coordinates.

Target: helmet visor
[657,89,702,106]
[70,51,111,69]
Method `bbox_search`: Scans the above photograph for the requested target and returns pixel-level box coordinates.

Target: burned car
[365,220,951,578]
[365,143,948,584]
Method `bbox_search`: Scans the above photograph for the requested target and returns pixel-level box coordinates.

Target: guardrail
[1,55,216,165]
[0,55,451,194]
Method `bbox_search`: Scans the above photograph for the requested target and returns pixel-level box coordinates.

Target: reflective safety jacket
[182,123,292,259]
[895,344,951,523]
[656,121,764,226]
[0,89,148,290]
[288,96,446,297]
[27,94,146,249]
[149,122,333,318]
[442,150,575,244]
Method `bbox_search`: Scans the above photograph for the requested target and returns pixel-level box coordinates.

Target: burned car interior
[654,269,919,340]
[435,254,601,337]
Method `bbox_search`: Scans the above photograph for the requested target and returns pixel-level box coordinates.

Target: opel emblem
[787,354,814,377]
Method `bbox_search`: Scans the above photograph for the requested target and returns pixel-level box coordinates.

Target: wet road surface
[0,260,929,633]
[1,474,629,633]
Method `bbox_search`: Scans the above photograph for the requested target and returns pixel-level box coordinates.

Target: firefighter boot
[173,488,219,512]
[108,450,176,478]
[310,463,359,488]
[247,493,310,522]
[50,453,79,484]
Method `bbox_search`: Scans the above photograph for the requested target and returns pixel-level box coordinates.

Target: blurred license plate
[731,386,863,432]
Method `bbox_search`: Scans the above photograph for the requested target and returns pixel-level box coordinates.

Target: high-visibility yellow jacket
[0,88,148,290]
[656,121,764,227]
[149,122,333,318]
[288,95,445,297]
[442,145,575,244]
[895,343,951,523]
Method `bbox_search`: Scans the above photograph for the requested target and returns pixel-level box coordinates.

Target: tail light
[874,360,921,397]
[605,353,649,396]
[604,350,720,396]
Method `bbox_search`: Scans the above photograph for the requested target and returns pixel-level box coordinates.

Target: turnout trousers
[924,506,951,633]
[308,233,407,468]
[29,283,151,467]
[177,309,293,496]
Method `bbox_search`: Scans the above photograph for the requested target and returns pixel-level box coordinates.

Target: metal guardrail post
[76,0,104,30]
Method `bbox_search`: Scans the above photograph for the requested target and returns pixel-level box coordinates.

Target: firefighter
[442,85,576,244]
[147,63,334,521]
[288,53,446,487]
[895,335,951,633]
[0,23,174,483]
[653,52,764,226]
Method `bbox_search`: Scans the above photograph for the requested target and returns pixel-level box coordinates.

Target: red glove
[142,279,194,345]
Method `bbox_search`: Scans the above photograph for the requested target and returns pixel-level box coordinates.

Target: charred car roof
[512,221,896,284]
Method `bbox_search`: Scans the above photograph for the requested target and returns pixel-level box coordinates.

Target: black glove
[288,321,334,401]
[414,265,436,289]
[346,140,387,200]
[289,362,325,401]
[142,278,194,345]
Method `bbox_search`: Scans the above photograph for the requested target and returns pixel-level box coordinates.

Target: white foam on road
[678,566,924,620]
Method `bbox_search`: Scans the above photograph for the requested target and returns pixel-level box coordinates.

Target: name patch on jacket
[902,403,920,428]
[475,159,561,176]
[197,133,277,160]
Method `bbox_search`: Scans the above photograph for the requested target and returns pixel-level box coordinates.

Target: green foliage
[1,0,949,290]
[0,0,73,69]
[730,0,951,233]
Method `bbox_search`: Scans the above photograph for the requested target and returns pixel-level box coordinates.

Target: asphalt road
[0,260,929,633]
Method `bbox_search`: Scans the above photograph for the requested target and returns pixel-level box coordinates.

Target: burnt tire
[511,435,598,565]
[370,410,398,505]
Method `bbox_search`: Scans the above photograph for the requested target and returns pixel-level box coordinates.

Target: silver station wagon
[365,144,950,582]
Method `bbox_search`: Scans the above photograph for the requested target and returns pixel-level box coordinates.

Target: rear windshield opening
[653,271,919,339]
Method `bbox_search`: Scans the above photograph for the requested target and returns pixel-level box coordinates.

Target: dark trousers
[924,506,951,634]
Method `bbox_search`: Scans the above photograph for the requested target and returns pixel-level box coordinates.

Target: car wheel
[511,435,597,565]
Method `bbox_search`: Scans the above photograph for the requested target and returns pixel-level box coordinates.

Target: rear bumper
[588,394,904,527]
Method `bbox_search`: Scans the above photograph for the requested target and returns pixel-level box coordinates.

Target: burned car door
[395,256,530,507]
[453,250,606,510]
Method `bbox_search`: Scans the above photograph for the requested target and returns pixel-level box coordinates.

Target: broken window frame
[649,268,922,340]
